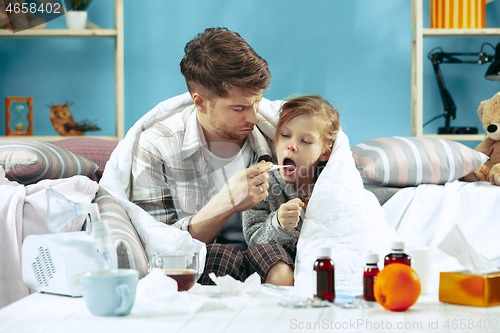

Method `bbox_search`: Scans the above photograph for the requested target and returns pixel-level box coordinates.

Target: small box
[430,0,486,29]
[439,270,500,307]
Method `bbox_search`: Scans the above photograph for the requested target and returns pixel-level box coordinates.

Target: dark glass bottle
[363,253,380,301]
[384,241,411,267]
[314,247,335,302]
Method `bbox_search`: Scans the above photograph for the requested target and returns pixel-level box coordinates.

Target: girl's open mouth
[282,158,296,176]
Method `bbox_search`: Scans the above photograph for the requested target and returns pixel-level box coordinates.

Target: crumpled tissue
[209,272,261,295]
[438,225,497,274]
[131,269,226,316]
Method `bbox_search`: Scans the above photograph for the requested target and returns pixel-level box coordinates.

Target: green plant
[70,0,93,11]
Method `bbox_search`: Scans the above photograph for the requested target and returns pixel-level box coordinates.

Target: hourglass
[6,97,33,136]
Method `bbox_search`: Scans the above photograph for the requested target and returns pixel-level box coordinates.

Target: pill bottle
[384,241,411,267]
[363,253,380,301]
[313,247,335,302]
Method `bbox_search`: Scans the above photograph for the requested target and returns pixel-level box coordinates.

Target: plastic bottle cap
[391,241,405,251]
[365,253,379,264]
[317,247,331,258]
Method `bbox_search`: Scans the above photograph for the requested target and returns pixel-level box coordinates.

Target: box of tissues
[438,225,500,307]
[439,270,500,307]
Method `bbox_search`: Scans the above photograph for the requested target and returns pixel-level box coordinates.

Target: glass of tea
[148,252,199,291]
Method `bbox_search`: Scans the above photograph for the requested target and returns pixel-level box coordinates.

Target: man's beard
[210,118,252,141]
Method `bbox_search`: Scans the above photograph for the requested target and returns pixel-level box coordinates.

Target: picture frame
[5,97,33,136]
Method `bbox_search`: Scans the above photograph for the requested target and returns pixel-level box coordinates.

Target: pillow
[92,187,148,278]
[351,136,489,187]
[51,138,118,182]
[0,139,98,185]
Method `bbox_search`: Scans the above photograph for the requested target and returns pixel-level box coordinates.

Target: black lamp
[485,43,500,80]
[428,43,500,135]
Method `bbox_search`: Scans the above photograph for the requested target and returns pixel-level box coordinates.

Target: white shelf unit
[0,0,124,142]
[411,0,500,141]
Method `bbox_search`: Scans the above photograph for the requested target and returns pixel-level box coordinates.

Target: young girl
[242,94,340,283]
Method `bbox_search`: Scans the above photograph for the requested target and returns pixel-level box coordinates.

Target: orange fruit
[374,263,421,311]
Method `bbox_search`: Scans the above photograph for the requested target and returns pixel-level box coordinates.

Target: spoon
[269,165,293,171]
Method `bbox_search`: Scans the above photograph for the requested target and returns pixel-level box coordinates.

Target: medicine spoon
[269,165,293,171]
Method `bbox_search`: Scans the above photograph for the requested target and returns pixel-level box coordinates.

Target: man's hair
[276,95,340,155]
[180,27,271,99]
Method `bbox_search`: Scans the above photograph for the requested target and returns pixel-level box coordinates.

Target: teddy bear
[467,92,500,186]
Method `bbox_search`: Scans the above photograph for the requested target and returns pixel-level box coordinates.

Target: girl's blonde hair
[276,94,340,155]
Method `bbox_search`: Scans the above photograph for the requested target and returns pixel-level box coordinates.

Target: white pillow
[351,137,489,187]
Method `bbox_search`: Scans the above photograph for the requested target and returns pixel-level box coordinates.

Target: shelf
[4,135,120,142]
[422,28,500,37]
[411,0,500,141]
[0,29,118,39]
[420,134,485,141]
[1,0,124,141]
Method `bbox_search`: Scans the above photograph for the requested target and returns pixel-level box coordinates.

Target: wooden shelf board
[0,29,117,39]
[422,28,500,37]
[421,134,486,141]
[0,135,120,142]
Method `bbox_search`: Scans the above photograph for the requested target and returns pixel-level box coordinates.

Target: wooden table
[0,286,499,333]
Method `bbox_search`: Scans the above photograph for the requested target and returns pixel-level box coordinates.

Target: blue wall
[1,0,500,148]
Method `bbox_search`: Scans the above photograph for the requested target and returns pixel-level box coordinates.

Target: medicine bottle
[384,241,411,267]
[313,247,335,302]
[363,253,380,301]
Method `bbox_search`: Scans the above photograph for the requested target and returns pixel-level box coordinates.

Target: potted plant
[65,0,93,30]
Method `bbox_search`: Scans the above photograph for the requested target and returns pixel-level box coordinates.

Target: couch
[0,137,148,309]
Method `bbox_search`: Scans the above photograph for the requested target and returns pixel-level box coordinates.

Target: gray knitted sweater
[242,169,305,248]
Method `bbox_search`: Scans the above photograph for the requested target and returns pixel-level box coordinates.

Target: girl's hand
[277,198,304,231]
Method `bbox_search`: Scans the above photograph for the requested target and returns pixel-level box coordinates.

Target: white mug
[406,246,431,295]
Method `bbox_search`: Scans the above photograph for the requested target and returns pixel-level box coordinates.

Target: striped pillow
[0,139,98,185]
[93,187,148,278]
[351,137,489,187]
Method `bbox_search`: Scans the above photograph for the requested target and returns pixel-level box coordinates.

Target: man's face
[201,88,263,143]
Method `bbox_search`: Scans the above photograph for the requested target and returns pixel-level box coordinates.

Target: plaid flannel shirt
[131,105,275,231]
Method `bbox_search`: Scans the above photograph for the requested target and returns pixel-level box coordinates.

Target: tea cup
[81,269,139,316]
[149,252,199,291]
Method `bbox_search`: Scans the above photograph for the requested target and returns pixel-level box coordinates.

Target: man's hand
[188,161,273,243]
[277,198,304,231]
[223,161,273,214]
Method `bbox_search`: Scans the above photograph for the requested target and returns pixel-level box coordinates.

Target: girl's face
[275,114,330,191]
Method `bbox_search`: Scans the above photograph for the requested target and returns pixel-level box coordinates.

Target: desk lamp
[428,43,500,134]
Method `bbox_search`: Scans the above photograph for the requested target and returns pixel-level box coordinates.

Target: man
[131,27,295,285]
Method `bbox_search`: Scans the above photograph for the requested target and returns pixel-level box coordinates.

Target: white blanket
[383,180,500,291]
[0,167,98,308]
[100,92,399,289]
[294,129,400,294]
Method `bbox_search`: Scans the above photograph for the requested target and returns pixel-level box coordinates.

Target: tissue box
[439,270,500,307]
[430,0,486,29]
